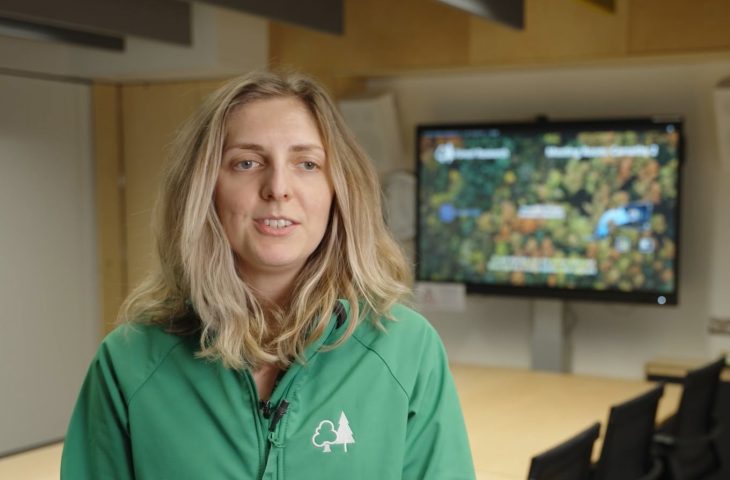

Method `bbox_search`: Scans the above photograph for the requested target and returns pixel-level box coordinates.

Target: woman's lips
[254,217,298,236]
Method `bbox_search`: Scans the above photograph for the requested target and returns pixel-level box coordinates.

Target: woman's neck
[241,269,297,308]
[252,363,280,402]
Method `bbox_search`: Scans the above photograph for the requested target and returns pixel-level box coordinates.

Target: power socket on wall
[709,317,730,335]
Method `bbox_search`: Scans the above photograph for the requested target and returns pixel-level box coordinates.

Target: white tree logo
[311,411,355,453]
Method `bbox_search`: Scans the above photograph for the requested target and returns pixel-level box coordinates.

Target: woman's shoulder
[93,322,192,397]
[350,303,448,390]
[353,303,439,347]
[101,322,188,356]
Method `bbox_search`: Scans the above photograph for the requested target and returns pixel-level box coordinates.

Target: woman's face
[215,97,334,287]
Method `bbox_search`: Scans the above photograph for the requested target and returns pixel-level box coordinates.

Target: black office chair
[528,422,601,480]
[592,384,665,480]
[653,356,726,480]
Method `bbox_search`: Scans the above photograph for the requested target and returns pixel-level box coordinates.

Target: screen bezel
[414,117,684,305]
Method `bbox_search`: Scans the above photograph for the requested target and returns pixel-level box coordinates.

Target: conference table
[451,364,681,480]
[0,365,681,480]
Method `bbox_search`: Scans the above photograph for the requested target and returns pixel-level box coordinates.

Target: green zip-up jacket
[61,302,475,479]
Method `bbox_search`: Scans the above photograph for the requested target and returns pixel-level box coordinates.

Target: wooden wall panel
[121,80,224,291]
[469,0,628,65]
[92,83,126,334]
[269,0,470,75]
[311,74,368,99]
[629,0,730,54]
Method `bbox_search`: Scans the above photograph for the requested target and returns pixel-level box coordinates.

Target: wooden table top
[645,356,730,382]
[0,442,62,480]
[451,364,681,480]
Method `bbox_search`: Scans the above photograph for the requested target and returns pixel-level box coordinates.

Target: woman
[62,71,475,479]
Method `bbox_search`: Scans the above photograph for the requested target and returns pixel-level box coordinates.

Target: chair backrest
[592,384,665,480]
[527,422,601,480]
[674,356,726,437]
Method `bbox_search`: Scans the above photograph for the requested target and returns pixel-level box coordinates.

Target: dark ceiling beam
[0,0,191,45]
[191,0,344,35]
[0,16,123,50]
[438,0,524,30]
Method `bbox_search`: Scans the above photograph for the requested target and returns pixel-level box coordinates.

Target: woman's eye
[234,159,258,170]
[301,161,318,171]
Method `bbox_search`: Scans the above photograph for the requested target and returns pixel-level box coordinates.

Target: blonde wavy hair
[119,70,412,370]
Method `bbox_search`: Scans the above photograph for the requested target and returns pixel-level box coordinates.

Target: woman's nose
[260,166,291,200]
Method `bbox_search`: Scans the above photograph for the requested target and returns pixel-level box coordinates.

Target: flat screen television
[416,117,683,305]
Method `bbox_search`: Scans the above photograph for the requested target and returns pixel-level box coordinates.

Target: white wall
[0,74,98,455]
[369,57,730,378]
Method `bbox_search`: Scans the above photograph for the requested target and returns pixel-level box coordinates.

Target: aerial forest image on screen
[418,123,680,298]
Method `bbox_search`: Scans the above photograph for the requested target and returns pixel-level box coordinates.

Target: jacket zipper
[243,370,270,480]
[247,368,300,479]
